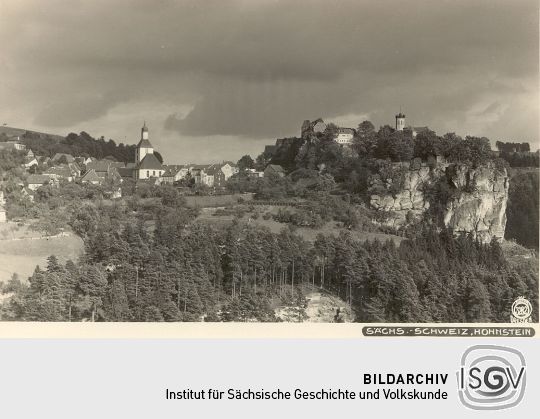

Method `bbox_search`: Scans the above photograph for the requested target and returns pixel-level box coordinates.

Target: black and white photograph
[0,0,538,324]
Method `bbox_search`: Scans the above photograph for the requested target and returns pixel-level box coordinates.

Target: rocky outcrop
[370,161,509,242]
[443,163,509,242]
[370,165,439,227]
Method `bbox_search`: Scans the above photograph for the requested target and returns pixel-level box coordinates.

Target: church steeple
[136,121,154,163]
[141,121,149,140]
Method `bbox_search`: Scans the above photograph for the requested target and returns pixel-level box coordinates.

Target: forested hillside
[5,129,137,163]
[1,185,536,322]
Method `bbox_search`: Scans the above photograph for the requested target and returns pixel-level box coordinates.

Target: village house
[219,162,239,180]
[212,167,227,188]
[67,162,82,177]
[246,168,264,178]
[85,159,124,177]
[26,174,54,191]
[80,156,96,165]
[24,160,38,170]
[106,187,122,199]
[103,159,125,169]
[201,162,239,188]
[43,165,76,182]
[264,164,285,178]
[117,167,135,180]
[0,140,26,151]
[164,162,236,188]
[176,166,191,181]
[334,128,355,146]
[160,168,176,184]
[191,164,214,187]
[80,169,102,185]
[20,186,35,202]
[160,164,191,184]
[23,152,39,168]
[106,167,122,183]
[203,165,219,187]
[80,158,123,184]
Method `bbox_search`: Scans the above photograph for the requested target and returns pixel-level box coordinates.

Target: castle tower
[395,112,406,131]
[136,121,154,163]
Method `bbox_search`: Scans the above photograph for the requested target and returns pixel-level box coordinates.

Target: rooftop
[136,153,163,170]
[27,174,51,184]
[86,160,115,173]
[137,138,153,148]
[80,169,101,183]
[265,164,285,173]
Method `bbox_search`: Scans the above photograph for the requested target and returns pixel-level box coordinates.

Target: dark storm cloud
[34,90,131,127]
[19,0,536,80]
[0,0,538,149]
[163,75,369,138]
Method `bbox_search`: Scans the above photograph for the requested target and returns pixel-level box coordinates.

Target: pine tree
[78,265,108,321]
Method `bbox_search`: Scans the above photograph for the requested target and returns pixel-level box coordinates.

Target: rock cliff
[370,161,509,242]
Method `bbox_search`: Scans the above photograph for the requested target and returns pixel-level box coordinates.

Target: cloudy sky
[0,0,538,163]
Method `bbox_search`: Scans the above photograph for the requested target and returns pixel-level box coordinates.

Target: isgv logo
[457,345,526,410]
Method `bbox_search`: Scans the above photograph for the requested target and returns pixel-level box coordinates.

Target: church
[394,112,429,138]
[133,122,165,180]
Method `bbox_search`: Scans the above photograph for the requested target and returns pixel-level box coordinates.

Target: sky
[0,0,538,163]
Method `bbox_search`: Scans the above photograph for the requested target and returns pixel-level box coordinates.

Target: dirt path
[275,289,355,322]
[304,290,354,322]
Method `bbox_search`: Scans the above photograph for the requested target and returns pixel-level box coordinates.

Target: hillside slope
[0,125,64,141]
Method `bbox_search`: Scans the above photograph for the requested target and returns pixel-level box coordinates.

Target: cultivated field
[196,206,404,245]
[0,222,84,283]
[184,193,254,208]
